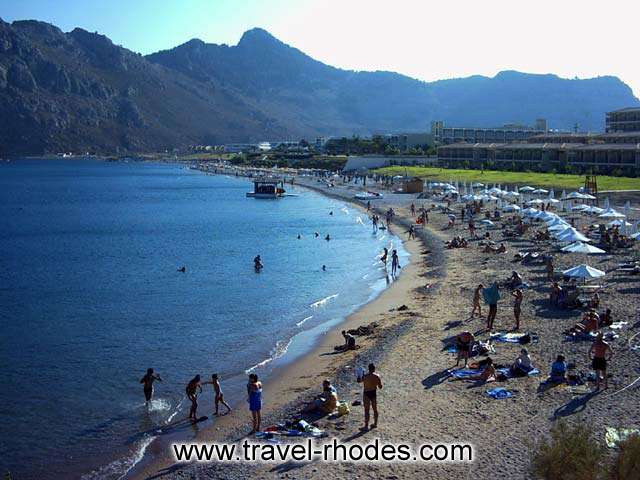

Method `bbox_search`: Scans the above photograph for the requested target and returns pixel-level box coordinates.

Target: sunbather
[565,309,600,336]
[454,357,496,383]
[303,379,338,414]
[511,348,534,376]
[549,354,568,383]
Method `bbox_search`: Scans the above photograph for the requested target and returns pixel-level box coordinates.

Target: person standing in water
[186,375,202,421]
[380,247,388,266]
[140,368,162,403]
[358,363,382,430]
[247,373,263,433]
[254,255,263,271]
[203,374,231,415]
[391,250,400,276]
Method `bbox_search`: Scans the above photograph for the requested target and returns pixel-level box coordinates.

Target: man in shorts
[358,363,383,430]
[589,332,613,390]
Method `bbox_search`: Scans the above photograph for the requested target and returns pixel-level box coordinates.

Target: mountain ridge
[0,17,638,155]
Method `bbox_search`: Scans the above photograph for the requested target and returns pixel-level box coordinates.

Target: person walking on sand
[391,249,400,276]
[410,203,416,217]
[512,288,523,330]
[247,373,263,433]
[358,363,382,430]
[140,368,162,403]
[589,332,613,390]
[203,374,231,415]
[372,214,378,233]
[408,225,415,240]
[186,375,202,421]
[471,284,484,318]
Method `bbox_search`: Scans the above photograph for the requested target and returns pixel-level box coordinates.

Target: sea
[0,159,409,479]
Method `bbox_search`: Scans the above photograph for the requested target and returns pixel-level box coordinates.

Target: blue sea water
[0,159,408,479]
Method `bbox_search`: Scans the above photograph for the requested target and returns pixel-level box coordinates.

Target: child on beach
[512,288,523,330]
[391,250,400,276]
[140,368,162,403]
[203,374,231,415]
[380,247,388,265]
[247,373,263,433]
[471,284,484,317]
[186,375,203,421]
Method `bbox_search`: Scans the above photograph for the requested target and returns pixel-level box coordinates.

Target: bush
[530,421,606,480]
[609,434,640,480]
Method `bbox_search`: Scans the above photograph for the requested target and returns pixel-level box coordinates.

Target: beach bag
[337,401,350,416]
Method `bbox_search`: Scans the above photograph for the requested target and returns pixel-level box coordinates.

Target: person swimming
[322,265,327,271]
[254,255,263,270]
[177,266,186,273]
[325,234,331,241]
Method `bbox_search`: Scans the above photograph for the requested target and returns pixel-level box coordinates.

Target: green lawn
[373,166,640,191]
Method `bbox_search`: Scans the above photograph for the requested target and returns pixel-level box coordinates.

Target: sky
[3,0,640,97]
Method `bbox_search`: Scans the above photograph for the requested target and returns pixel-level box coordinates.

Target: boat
[246,179,287,198]
[354,191,384,200]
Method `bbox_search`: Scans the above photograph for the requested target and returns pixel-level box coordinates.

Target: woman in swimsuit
[471,284,484,317]
[247,373,263,433]
[140,368,162,403]
[512,288,523,330]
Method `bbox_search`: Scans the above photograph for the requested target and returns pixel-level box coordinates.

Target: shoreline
[127,172,436,480]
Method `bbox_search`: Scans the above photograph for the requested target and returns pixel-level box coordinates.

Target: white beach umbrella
[480,219,495,227]
[549,223,572,233]
[581,193,597,200]
[563,191,587,200]
[532,188,548,195]
[522,207,539,217]
[472,182,484,188]
[527,199,545,205]
[519,186,535,192]
[599,209,626,219]
[562,264,606,280]
[585,206,604,215]
[548,198,561,205]
[572,204,590,212]
[503,204,521,212]
[555,227,591,243]
[561,242,606,254]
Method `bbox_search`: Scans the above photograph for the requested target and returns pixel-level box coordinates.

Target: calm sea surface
[0,159,408,479]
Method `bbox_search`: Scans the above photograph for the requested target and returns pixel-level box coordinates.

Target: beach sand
[130,174,640,480]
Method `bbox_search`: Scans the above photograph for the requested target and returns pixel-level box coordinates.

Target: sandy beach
[131,171,640,480]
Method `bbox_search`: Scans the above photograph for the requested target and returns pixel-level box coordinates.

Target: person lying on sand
[453,357,496,383]
[303,379,338,415]
[565,309,600,337]
[342,330,356,350]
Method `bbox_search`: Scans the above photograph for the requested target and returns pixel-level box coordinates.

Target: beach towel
[497,367,540,379]
[445,344,458,353]
[483,283,500,305]
[605,427,640,448]
[491,332,538,344]
[448,368,483,379]
[486,387,515,399]
[609,322,628,330]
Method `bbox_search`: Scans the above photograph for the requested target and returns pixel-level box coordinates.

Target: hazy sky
[4,0,640,97]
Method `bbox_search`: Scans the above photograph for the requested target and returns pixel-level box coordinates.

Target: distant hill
[1,20,638,155]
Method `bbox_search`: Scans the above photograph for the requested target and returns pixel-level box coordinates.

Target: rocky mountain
[1,20,638,155]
